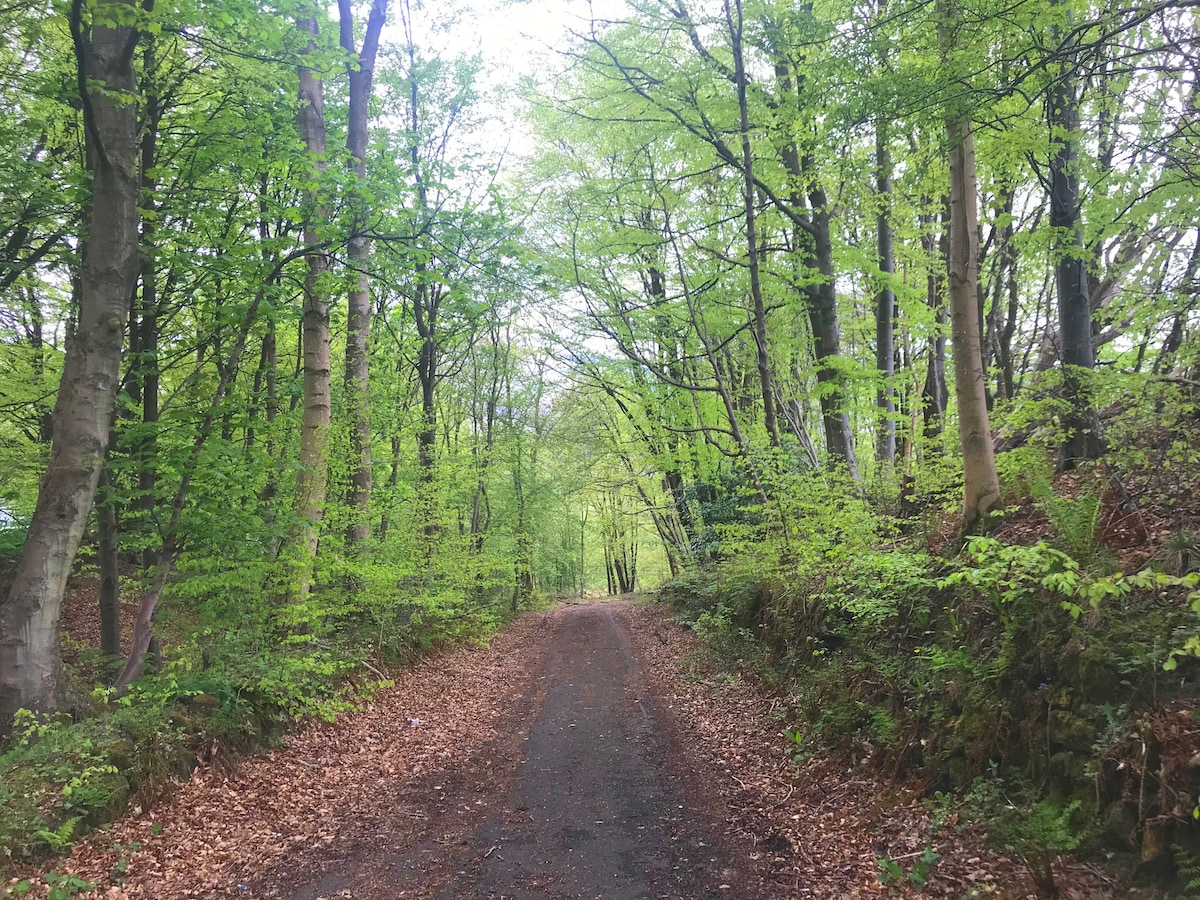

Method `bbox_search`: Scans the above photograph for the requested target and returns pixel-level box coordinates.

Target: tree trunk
[415,314,438,550]
[945,115,1001,533]
[136,57,161,571]
[286,10,333,602]
[771,58,856,474]
[996,187,1019,400]
[875,123,896,465]
[1048,19,1104,470]
[921,207,950,440]
[726,0,779,448]
[115,262,267,691]
[339,0,387,549]
[97,464,121,659]
[580,506,587,598]
[0,0,141,731]
[805,186,859,476]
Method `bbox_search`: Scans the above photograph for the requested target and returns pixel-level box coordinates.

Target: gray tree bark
[0,0,142,732]
[339,0,387,549]
[1048,17,1104,469]
[286,9,333,602]
[945,115,1001,533]
[726,0,779,448]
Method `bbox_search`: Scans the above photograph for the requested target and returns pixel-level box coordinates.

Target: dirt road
[284,602,753,899]
[27,599,1122,899]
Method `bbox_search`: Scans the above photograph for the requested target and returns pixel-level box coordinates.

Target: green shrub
[0,713,129,864]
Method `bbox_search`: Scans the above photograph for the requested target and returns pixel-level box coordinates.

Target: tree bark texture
[0,0,141,730]
[339,0,387,548]
[945,117,1001,532]
[1048,25,1104,469]
[135,39,161,571]
[804,186,860,477]
[287,11,333,602]
[875,124,896,465]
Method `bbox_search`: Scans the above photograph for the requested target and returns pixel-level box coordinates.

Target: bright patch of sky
[399,0,627,155]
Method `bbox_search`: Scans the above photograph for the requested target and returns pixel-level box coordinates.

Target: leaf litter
[7,610,557,899]
[615,602,1135,899]
[9,600,1142,899]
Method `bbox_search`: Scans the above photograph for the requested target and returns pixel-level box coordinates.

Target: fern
[1040,492,1102,568]
[35,817,79,852]
[1173,844,1200,898]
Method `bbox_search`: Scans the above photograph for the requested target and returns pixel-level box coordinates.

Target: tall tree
[727,0,780,449]
[0,0,143,730]
[940,0,1001,533]
[1047,5,1104,469]
[339,0,388,549]
[875,122,896,465]
[286,6,334,601]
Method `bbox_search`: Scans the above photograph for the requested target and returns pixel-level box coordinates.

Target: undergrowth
[665,392,1200,894]
[0,549,520,875]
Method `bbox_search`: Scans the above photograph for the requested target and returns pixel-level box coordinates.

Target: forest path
[28,599,1124,899]
[283,601,753,899]
[45,601,762,900]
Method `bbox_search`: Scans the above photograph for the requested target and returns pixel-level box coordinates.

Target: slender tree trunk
[115,273,267,690]
[0,0,142,731]
[875,123,896,465]
[772,44,856,473]
[379,434,402,540]
[97,463,121,659]
[23,289,54,444]
[995,186,1019,400]
[255,179,281,518]
[580,506,587,598]
[726,0,779,448]
[287,10,333,602]
[415,309,438,549]
[805,186,859,476]
[1048,18,1103,470]
[945,115,1001,532]
[339,0,387,549]
[137,54,161,571]
[922,209,951,440]
[403,14,439,558]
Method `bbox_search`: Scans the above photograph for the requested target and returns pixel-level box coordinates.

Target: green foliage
[781,726,806,763]
[8,871,96,899]
[995,445,1055,501]
[876,848,940,888]
[691,602,756,662]
[1172,844,1200,899]
[940,536,1083,619]
[42,872,95,899]
[1037,488,1106,571]
[0,522,28,558]
[0,714,129,864]
[1,0,1198,881]
[972,776,1083,898]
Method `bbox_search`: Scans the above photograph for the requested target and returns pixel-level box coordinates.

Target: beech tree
[0,0,143,726]
[285,5,334,602]
[340,0,388,549]
[938,0,1001,532]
